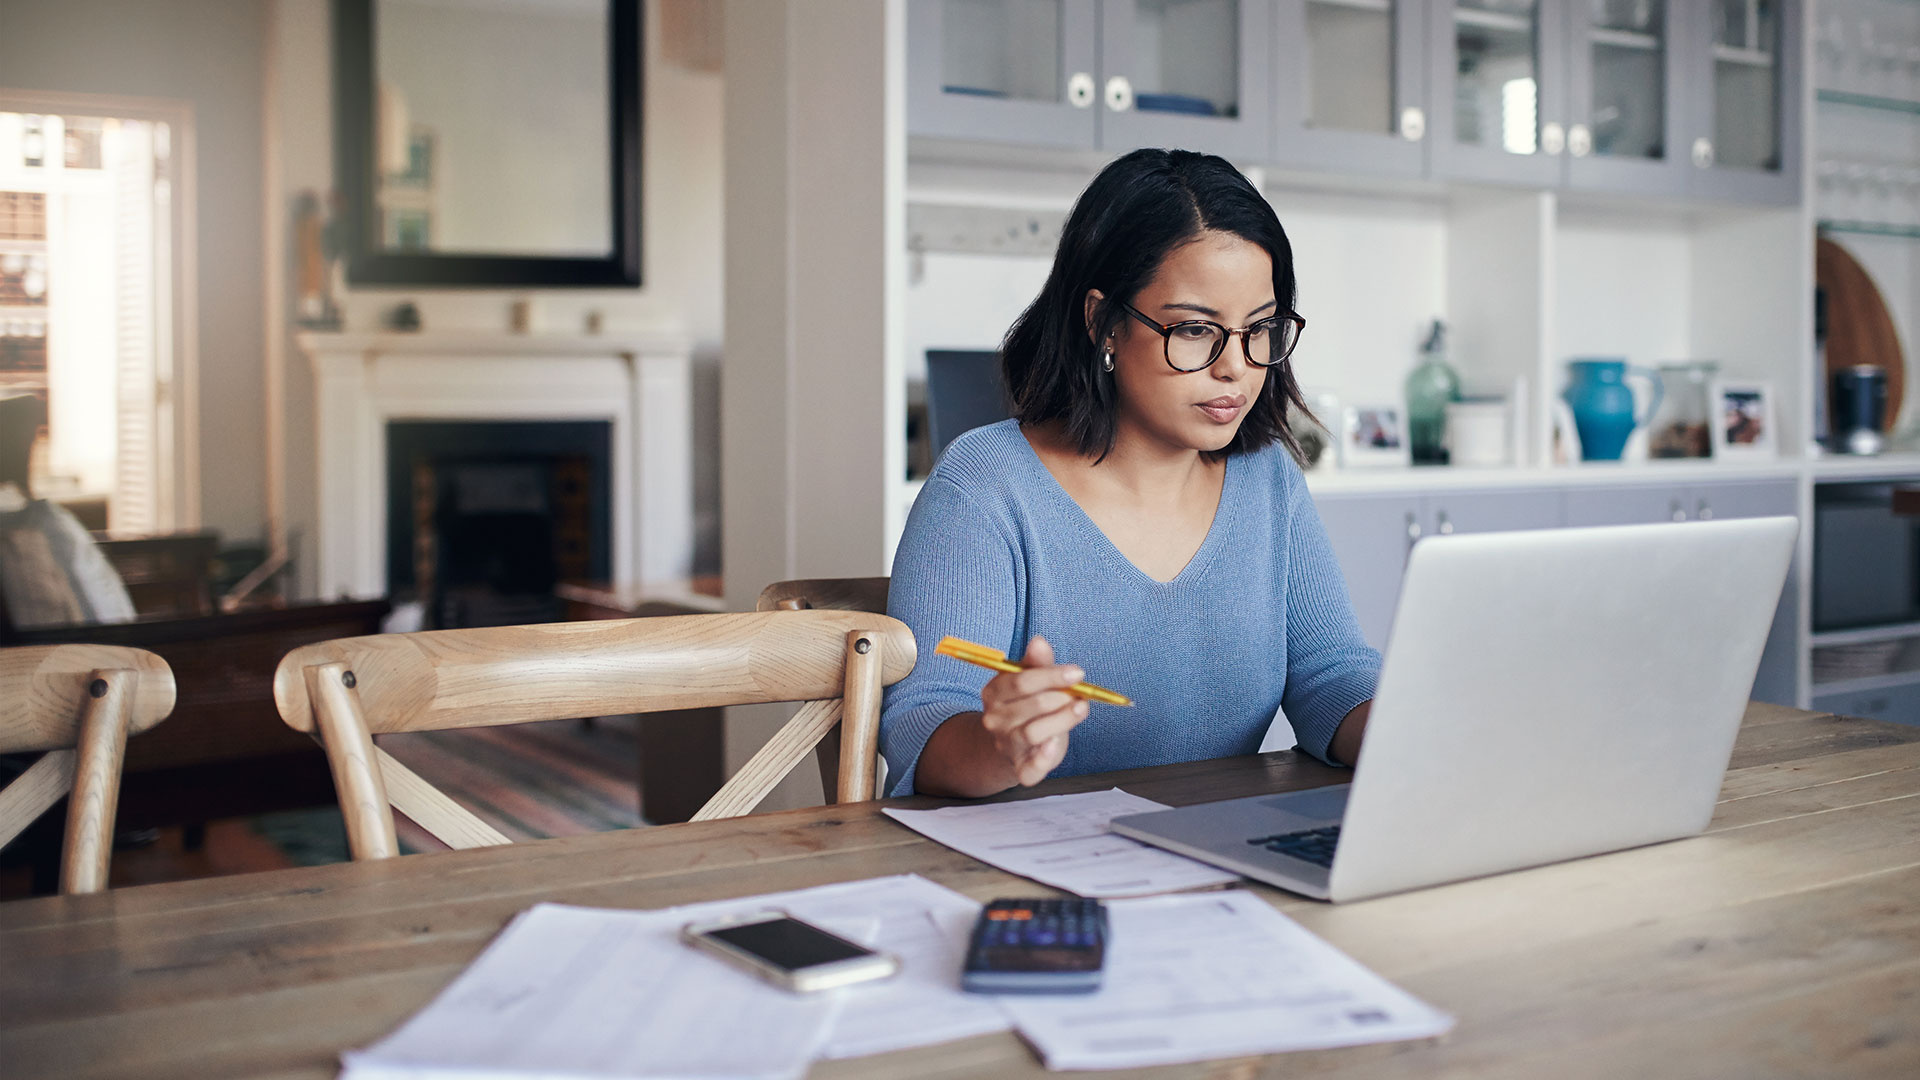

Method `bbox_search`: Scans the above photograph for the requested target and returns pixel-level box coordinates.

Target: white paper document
[341,875,1008,1080]
[883,788,1241,897]
[997,890,1455,1070]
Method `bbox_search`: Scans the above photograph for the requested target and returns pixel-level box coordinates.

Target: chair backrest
[273,609,915,861]
[0,643,175,894]
[755,578,891,800]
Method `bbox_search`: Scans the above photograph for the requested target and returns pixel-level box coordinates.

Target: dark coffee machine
[1831,366,1889,456]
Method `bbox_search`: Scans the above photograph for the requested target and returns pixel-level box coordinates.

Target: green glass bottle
[1405,319,1461,465]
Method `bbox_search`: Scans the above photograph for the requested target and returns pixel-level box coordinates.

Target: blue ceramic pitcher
[1564,359,1663,462]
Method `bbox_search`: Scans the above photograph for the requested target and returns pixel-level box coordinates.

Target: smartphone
[680,910,899,992]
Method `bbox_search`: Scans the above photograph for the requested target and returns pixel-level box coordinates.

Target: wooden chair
[0,644,175,894]
[755,578,891,800]
[272,609,915,861]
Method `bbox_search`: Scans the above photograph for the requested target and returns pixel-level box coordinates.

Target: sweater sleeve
[881,476,1022,796]
[1278,464,1383,765]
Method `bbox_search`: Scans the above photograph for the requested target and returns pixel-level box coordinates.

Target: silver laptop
[1111,516,1798,903]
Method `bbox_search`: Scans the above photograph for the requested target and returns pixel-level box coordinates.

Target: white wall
[1,0,268,541]
[269,0,726,594]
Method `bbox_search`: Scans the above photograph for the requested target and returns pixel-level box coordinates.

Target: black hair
[1000,148,1308,462]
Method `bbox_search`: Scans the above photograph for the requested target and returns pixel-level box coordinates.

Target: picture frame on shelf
[1711,380,1777,459]
[1340,403,1410,468]
[1289,388,1342,472]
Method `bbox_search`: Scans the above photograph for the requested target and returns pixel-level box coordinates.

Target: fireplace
[299,329,694,601]
[387,420,612,628]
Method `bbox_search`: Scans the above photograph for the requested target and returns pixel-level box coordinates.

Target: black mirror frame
[333,0,642,287]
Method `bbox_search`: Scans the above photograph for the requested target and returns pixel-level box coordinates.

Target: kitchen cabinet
[1271,0,1427,179]
[1315,478,1798,706]
[1562,477,1800,705]
[1313,486,1563,651]
[1684,0,1803,204]
[1427,0,1570,186]
[1099,0,1275,159]
[907,0,1101,149]
[1563,0,1689,196]
[907,0,1272,158]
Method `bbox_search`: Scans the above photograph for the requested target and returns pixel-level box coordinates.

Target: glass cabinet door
[1566,0,1686,194]
[1096,0,1272,159]
[907,0,1100,149]
[1686,0,1803,204]
[1429,0,1568,185]
[1272,0,1427,178]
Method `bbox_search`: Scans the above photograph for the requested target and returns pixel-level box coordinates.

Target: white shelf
[1305,458,1804,496]
[1809,452,1920,482]
[1455,8,1531,35]
[1712,45,1774,68]
[1810,668,1920,697]
[1811,622,1920,648]
[1590,28,1660,52]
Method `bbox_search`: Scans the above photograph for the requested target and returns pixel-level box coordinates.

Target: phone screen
[705,918,873,972]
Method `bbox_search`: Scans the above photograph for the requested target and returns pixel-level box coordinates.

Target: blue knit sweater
[881,420,1382,797]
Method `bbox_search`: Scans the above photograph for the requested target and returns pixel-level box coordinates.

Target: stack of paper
[341,875,1008,1080]
[997,890,1455,1069]
[883,787,1241,897]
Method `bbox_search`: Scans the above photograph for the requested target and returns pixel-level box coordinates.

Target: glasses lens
[1166,322,1225,371]
[1252,317,1299,365]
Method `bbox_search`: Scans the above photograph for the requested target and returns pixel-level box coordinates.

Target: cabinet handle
[1696,499,1714,521]
[1670,498,1688,523]
[1104,75,1133,112]
[1405,511,1422,553]
[1400,106,1425,142]
[1692,137,1715,169]
[1068,72,1095,108]
[1541,122,1565,156]
[1568,124,1592,158]
[1437,510,1454,535]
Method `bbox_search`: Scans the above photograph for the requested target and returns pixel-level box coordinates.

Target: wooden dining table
[4,702,1918,1079]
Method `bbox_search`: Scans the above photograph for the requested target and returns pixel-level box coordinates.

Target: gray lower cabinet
[1312,486,1563,652]
[1562,477,1800,706]
[1316,478,1799,706]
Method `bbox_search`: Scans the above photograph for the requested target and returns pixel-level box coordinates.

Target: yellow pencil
[934,636,1133,707]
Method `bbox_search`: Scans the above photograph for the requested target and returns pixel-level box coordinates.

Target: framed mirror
[334,0,641,287]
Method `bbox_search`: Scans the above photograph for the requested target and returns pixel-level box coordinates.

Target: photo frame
[1288,388,1342,472]
[1710,380,1776,459]
[1340,403,1411,468]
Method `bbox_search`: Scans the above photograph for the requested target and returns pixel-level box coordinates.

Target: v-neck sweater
[881,419,1382,797]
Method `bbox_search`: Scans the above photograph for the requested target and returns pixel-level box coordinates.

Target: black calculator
[960,897,1107,994]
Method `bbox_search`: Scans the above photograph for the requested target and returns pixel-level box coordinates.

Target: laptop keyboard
[1246,825,1341,868]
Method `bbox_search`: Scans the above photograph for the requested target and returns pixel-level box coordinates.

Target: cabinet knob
[1568,124,1592,158]
[1104,75,1133,113]
[1068,72,1095,109]
[1400,106,1425,142]
[1696,499,1714,521]
[1670,499,1688,523]
[1406,511,1423,546]
[1437,510,1454,535]
[1541,122,1565,156]
[1692,137,1715,169]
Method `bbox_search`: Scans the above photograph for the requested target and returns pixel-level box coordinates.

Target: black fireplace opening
[386,420,612,629]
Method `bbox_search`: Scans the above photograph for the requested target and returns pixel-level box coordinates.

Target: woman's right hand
[979,635,1091,787]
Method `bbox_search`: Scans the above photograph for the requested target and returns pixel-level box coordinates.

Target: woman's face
[1092,230,1275,456]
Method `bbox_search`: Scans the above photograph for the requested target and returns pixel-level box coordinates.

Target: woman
[881,148,1379,799]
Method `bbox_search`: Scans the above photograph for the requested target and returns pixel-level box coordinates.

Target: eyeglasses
[1117,300,1305,373]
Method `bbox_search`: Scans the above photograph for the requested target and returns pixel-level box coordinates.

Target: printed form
[884,788,1241,897]
[998,889,1455,1069]
[339,875,1007,1080]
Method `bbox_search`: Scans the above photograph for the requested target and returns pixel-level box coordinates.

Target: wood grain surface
[2,704,1916,1079]
[1818,234,1907,424]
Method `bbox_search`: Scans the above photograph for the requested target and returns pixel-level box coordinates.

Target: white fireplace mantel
[298,329,695,600]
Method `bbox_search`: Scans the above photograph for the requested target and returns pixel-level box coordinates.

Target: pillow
[0,498,137,628]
